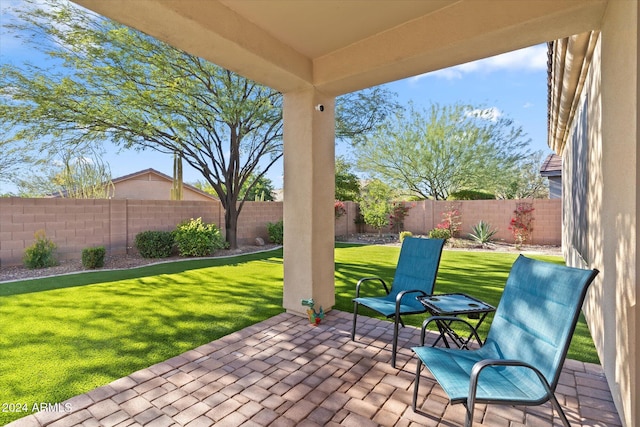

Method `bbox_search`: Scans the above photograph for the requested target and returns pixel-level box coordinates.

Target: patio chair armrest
[395,289,428,313]
[419,316,481,346]
[355,276,390,297]
[468,359,553,407]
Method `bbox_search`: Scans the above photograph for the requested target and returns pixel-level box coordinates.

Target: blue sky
[1,0,551,193]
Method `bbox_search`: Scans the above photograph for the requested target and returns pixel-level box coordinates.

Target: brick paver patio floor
[7,311,621,427]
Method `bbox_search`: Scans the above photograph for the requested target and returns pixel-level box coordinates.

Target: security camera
[315,104,325,112]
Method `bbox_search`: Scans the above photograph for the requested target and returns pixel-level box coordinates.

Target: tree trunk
[225,202,239,249]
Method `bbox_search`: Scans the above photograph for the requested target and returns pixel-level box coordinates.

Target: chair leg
[392,312,401,368]
[466,385,477,427]
[351,302,359,340]
[464,402,475,427]
[412,358,422,411]
[549,393,572,427]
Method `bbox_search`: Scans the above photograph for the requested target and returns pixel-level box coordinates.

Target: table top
[417,293,495,315]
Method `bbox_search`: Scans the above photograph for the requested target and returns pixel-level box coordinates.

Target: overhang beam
[74,0,607,96]
[74,0,313,93]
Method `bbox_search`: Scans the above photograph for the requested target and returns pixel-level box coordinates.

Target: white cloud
[466,106,502,122]
[410,44,548,82]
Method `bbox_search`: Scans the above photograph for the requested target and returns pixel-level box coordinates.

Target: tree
[0,139,38,192]
[241,175,276,201]
[194,174,276,201]
[495,151,549,199]
[195,175,276,201]
[335,156,360,201]
[16,148,114,198]
[0,0,398,248]
[359,179,392,235]
[356,103,532,200]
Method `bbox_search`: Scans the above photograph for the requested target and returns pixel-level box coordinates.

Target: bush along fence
[334,199,560,247]
[0,197,560,267]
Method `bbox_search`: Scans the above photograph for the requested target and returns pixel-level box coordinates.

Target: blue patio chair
[352,236,445,368]
[412,255,599,427]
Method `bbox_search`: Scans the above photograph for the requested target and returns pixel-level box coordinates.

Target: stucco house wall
[557,3,639,425]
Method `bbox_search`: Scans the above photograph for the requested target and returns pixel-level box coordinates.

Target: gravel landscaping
[0,235,560,283]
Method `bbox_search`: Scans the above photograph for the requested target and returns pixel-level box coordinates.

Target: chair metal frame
[411,255,599,426]
[351,237,445,368]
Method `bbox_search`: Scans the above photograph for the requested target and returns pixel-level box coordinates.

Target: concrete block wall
[0,198,114,265]
[335,201,359,236]
[236,201,283,244]
[0,197,560,267]
[0,198,224,267]
[333,198,561,246]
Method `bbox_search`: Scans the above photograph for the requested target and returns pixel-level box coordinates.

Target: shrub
[468,221,498,247]
[174,218,226,257]
[509,202,535,248]
[334,201,346,218]
[428,228,451,240]
[135,230,175,258]
[267,220,284,245]
[353,208,366,233]
[359,180,392,235]
[399,231,413,243]
[448,190,495,200]
[389,202,412,233]
[82,246,106,269]
[438,205,462,237]
[23,230,58,269]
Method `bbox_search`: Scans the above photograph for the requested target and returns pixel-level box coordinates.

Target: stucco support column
[282,88,336,316]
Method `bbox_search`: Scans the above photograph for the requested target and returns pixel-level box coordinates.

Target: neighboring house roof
[111,168,218,200]
[49,168,218,201]
[540,154,562,177]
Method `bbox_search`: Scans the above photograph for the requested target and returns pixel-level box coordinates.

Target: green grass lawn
[0,244,598,425]
[334,243,598,364]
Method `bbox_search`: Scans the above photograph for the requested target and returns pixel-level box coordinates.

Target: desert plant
[468,221,498,247]
[135,230,175,258]
[23,230,58,269]
[428,228,451,240]
[174,218,226,257]
[334,201,347,218]
[267,220,284,245]
[82,246,106,269]
[509,202,535,248]
[399,231,413,243]
[353,208,366,233]
[389,202,412,233]
[438,205,462,237]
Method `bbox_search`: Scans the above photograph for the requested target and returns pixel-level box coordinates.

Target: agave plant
[468,221,498,247]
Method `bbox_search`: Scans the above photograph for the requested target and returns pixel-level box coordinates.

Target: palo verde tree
[0,0,398,248]
[356,103,533,200]
[0,140,35,191]
[15,147,114,198]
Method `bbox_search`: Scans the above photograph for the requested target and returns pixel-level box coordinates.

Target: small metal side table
[417,293,496,349]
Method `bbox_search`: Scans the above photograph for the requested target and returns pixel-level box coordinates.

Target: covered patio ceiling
[73,0,607,96]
